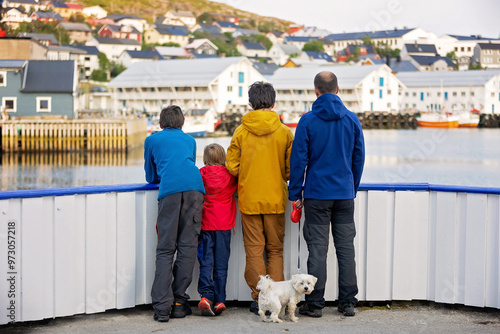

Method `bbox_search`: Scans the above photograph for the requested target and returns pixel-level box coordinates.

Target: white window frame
[2,97,17,113]
[36,96,52,113]
[0,71,6,87]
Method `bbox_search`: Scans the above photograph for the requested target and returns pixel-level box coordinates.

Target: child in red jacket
[197,143,238,316]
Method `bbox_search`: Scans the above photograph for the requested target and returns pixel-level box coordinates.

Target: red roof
[66,3,83,9]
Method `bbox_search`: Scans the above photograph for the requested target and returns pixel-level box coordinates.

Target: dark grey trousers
[303,198,358,309]
[151,191,204,312]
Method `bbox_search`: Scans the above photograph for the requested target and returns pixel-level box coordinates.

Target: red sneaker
[214,302,226,315]
[198,297,215,316]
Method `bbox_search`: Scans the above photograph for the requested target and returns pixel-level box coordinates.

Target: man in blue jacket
[289,71,365,318]
[145,105,205,322]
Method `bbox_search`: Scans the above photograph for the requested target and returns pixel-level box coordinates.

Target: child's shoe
[198,297,215,316]
[214,302,226,316]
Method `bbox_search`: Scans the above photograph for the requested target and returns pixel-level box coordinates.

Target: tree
[97,52,111,71]
[68,12,86,23]
[90,69,108,82]
[197,12,214,25]
[302,40,324,52]
[241,34,273,50]
[361,35,372,45]
[446,51,457,61]
[110,62,126,78]
[257,21,274,33]
[391,48,401,58]
[142,42,180,50]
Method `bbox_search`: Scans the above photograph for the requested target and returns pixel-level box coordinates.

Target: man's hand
[294,199,303,210]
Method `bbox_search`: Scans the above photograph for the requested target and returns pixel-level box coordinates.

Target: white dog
[256,274,317,323]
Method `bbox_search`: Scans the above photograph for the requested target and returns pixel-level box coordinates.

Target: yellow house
[144,24,189,46]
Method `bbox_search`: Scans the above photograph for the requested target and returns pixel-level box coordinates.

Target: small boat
[147,108,217,137]
[417,112,459,128]
[456,109,480,128]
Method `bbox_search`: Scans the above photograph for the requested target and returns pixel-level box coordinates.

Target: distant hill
[81,0,294,30]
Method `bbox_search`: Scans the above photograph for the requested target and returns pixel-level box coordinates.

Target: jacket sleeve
[288,120,309,201]
[352,122,365,194]
[144,138,160,184]
[225,130,241,177]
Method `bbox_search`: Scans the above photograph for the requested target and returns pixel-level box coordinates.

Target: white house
[268,43,301,66]
[325,27,437,54]
[2,0,45,12]
[184,38,218,56]
[117,50,163,68]
[69,45,100,79]
[163,10,196,29]
[106,14,148,33]
[82,5,107,19]
[107,57,266,114]
[236,42,267,59]
[1,7,31,28]
[86,37,140,61]
[397,70,500,114]
[434,34,500,59]
[270,64,405,113]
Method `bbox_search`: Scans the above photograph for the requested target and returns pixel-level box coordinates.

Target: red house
[98,24,142,44]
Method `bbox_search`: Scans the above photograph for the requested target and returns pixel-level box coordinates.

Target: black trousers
[151,191,204,312]
[303,198,358,309]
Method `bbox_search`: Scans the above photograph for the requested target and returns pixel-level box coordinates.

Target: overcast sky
[213,0,500,38]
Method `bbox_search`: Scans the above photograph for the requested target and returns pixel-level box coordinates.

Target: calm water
[1,128,499,191]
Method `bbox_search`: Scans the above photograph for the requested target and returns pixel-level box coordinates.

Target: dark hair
[248,81,276,110]
[159,105,184,128]
[314,71,338,94]
[203,143,226,166]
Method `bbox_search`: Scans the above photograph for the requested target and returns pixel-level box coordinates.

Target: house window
[420,92,424,101]
[2,97,17,112]
[370,89,374,94]
[227,86,232,92]
[238,72,244,83]
[405,92,409,97]
[36,97,52,113]
[238,86,243,97]
[470,91,474,97]
[0,71,5,87]
[379,77,384,86]
[444,92,448,100]
[412,92,417,97]
[379,90,383,99]
[453,92,457,97]
[387,89,391,95]
[437,92,441,97]
[461,92,466,97]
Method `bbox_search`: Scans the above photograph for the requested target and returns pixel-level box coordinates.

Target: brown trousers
[240,212,286,301]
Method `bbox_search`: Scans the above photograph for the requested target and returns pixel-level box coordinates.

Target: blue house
[0,60,77,118]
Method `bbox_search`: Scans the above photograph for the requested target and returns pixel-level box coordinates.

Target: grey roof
[285,36,317,43]
[404,43,437,54]
[105,24,140,34]
[154,24,189,36]
[108,57,249,88]
[410,55,455,67]
[67,44,100,55]
[59,22,92,32]
[9,0,38,4]
[397,69,500,87]
[18,33,58,45]
[387,60,418,72]
[106,14,145,21]
[326,28,416,41]
[0,60,26,69]
[253,62,279,76]
[94,37,141,45]
[447,34,500,41]
[271,64,393,90]
[242,42,266,50]
[304,51,333,62]
[275,44,301,55]
[124,50,163,59]
[48,45,86,54]
[51,2,67,8]
[477,43,500,50]
[216,21,238,28]
[32,11,63,20]
[22,60,75,93]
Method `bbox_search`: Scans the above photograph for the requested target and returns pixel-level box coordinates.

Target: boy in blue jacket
[144,105,205,322]
[289,71,365,318]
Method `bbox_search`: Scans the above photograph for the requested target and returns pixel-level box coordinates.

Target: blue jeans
[197,230,231,304]
[303,199,358,309]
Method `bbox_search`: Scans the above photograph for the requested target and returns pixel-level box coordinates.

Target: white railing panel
[464,193,488,307]
[85,193,108,314]
[134,191,147,305]
[354,191,368,302]
[144,190,159,304]
[54,195,86,317]
[366,191,395,300]
[116,192,137,309]
[485,195,500,308]
[393,191,430,300]
[1,199,22,323]
[433,191,459,304]
[20,198,53,321]
[104,193,118,310]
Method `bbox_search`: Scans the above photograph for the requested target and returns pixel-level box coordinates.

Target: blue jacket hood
[311,93,348,121]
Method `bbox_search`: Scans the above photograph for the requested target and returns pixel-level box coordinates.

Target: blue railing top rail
[1,182,499,200]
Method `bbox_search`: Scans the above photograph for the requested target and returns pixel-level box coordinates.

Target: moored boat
[457,109,480,128]
[280,111,305,128]
[417,112,459,128]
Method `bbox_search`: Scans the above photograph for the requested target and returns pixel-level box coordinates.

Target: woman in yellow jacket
[226,81,293,314]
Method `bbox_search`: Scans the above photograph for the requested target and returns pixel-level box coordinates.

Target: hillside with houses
[1,0,500,123]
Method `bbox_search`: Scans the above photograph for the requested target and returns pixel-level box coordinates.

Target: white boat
[417,112,459,128]
[147,108,217,137]
[456,110,480,128]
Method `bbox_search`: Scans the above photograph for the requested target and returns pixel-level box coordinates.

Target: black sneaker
[153,309,170,322]
[338,303,356,316]
[299,303,322,318]
[171,302,192,318]
[249,301,259,315]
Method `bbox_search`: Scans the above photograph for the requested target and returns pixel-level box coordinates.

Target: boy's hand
[294,199,303,210]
